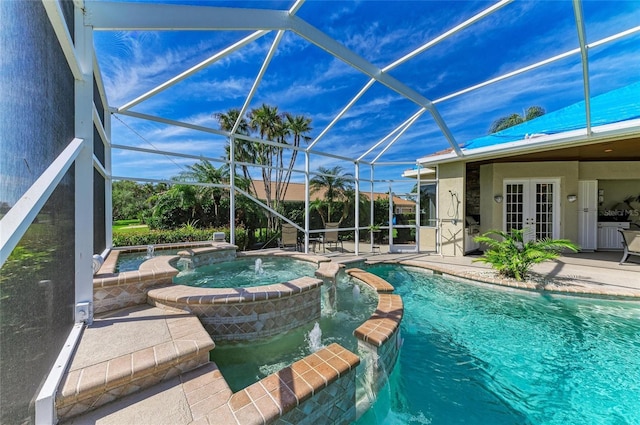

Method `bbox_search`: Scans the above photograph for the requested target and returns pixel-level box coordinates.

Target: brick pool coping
[346,268,404,347]
[148,276,322,305]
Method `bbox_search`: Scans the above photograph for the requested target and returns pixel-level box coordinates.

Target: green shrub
[113,227,247,249]
[474,228,579,281]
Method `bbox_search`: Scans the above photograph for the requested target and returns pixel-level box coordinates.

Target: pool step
[59,343,361,425]
[345,268,395,293]
[55,305,214,422]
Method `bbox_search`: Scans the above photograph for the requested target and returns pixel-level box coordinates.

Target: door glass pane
[505,183,524,231]
[535,183,554,239]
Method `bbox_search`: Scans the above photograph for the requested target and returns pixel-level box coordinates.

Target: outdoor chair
[323,222,343,253]
[279,223,300,251]
[618,229,640,264]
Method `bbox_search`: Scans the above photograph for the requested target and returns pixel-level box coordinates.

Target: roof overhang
[417,118,640,167]
[401,167,437,179]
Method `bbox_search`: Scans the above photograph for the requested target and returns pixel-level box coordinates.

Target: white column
[74,5,94,324]
[354,162,360,256]
[104,98,113,252]
[229,136,236,245]
[304,151,310,253]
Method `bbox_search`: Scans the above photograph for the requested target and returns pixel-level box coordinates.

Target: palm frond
[473,228,579,281]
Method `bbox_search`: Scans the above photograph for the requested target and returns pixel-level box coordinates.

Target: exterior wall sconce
[567,194,577,203]
[494,195,503,203]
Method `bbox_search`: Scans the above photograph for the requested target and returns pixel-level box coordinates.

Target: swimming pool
[173,256,318,288]
[356,264,640,425]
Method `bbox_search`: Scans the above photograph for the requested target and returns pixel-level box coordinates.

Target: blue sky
[94,0,640,192]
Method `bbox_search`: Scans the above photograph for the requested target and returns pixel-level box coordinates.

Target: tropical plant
[310,165,354,226]
[179,159,228,227]
[489,106,546,134]
[473,228,578,281]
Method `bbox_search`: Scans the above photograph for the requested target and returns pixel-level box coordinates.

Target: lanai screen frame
[84,0,639,255]
[1,1,638,421]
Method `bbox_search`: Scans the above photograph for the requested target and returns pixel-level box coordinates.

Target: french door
[503,179,560,241]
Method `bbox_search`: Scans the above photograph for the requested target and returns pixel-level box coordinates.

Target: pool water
[115,249,181,272]
[209,277,379,391]
[173,257,317,288]
[355,265,640,425]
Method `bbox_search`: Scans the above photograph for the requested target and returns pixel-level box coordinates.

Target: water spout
[254,258,264,275]
[306,322,324,352]
[353,284,361,302]
[177,257,194,272]
[145,244,155,259]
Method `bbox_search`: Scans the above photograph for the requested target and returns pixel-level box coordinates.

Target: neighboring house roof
[418,82,640,165]
[251,181,415,207]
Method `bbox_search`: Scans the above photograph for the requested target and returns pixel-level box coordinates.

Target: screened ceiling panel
[89,0,640,182]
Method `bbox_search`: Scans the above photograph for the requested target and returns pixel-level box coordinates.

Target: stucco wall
[579,161,640,180]
[419,227,437,251]
[479,164,495,236]
[438,162,465,256]
[477,160,640,247]
[480,161,580,242]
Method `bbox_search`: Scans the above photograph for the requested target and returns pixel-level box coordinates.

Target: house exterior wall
[419,227,437,251]
[479,164,495,238]
[472,160,640,254]
[483,161,580,242]
[579,161,640,180]
[438,162,465,256]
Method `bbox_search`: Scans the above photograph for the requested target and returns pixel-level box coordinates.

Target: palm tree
[215,109,260,198]
[281,113,312,201]
[489,106,545,134]
[249,104,283,229]
[310,166,353,226]
[179,159,228,226]
[215,105,313,232]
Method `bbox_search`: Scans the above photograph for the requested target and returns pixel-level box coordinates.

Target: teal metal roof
[462,82,640,151]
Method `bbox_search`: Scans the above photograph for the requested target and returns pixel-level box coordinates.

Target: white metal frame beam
[357,108,427,162]
[0,138,84,267]
[231,30,285,133]
[372,110,427,163]
[572,0,592,135]
[86,2,462,156]
[42,0,83,79]
[118,30,270,112]
[311,0,511,156]
[434,26,640,104]
[382,0,513,73]
[85,3,291,30]
[289,17,461,155]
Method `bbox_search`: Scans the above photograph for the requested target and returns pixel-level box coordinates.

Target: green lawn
[113,219,149,235]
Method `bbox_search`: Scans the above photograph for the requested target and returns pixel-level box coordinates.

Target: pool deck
[60,248,639,424]
[329,244,640,299]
